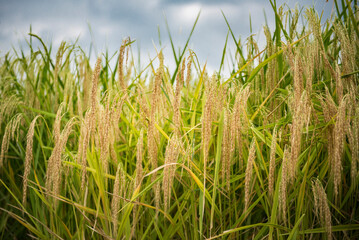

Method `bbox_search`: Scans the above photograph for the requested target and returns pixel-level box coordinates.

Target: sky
[0,0,335,76]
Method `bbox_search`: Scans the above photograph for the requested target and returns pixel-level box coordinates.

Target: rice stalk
[118,38,130,90]
[47,118,75,199]
[221,108,230,192]
[149,52,163,214]
[312,179,332,240]
[163,135,180,212]
[89,57,102,137]
[0,113,23,168]
[132,129,144,234]
[22,115,40,208]
[185,53,192,88]
[333,95,348,196]
[174,58,185,138]
[78,110,91,191]
[111,163,124,237]
[268,126,277,198]
[244,139,256,212]
[279,146,290,222]
[53,41,66,110]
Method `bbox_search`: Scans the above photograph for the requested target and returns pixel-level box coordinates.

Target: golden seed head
[0,126,10,169]
[186,53,192,88]
[0,113,23,169]
[53,42,66,109]
[89,57,102,137]
[312,179,332,240]
[111,162,124,235]
[293,54,303,108]
[135,129,144,189]
[53,104,64,145]
[289,91,310,182]
[22,115,40,207]
[333,95,348,196]
[54,118,75,197]
[46,116,75,197]
[98,92,113,174]
[148,57,162,213]
[221,108,231,192]
[132,129,144,234]
[348,103,359,182]
[0,95,21,128]
[269,126,278,197]
[77,90,83,118]
[78,110,91,191]
[173,59,185,138]
[118,38,130,90]
[163,135,180,212]
[244,139,256,212]
[279,146,290,222]
[335,63,343,103]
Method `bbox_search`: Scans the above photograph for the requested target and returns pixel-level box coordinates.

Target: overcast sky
[0,0,335,76]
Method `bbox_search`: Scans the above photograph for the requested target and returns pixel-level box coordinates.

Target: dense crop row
[0,1,358,239]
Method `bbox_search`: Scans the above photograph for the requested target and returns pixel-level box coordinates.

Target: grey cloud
[0,0,336,75]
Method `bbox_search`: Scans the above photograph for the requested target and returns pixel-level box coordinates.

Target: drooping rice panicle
[22,115,40,207]
[268,126,277,197]
[244,139,256,212]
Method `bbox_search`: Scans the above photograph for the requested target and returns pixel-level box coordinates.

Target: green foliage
[0,1,359,239]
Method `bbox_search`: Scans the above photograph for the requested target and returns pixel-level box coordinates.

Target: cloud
[0,0,335,76]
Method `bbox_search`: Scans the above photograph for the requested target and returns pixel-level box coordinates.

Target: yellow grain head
[89,57,102,137]
[52,118,75,198]
[186,53,192,88]
[333,95,348,196]
[53,41,66,110]
[312,179,332,240]
[221,108,230,192]
[79,110,91,191]
[244,139,256,212]
[118,38,130,90]
[22,116,40,207]
[135,129,144,189]
[279,146,290,222]
[163,135,179,212]
[111,163,123,236]
[268,126,278,197]
[1,114,22,168]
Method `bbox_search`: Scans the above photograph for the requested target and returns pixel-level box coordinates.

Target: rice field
[0,1,359,239]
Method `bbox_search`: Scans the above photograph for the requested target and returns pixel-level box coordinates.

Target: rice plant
[0,1,358,239]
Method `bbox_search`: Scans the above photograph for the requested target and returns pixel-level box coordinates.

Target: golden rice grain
[268,126,277,197]
[244,139,256,212]
[279,146,290,222]
[111,163,123,236]
[22,115,40,207]
[222,108,230,192]
[89,57,102,137]
[163,136,180,212]
[333,95,347,196]
[186,53,192,88]
[312,179,332,240]
[118,38,130,90]
[0,114,23,168]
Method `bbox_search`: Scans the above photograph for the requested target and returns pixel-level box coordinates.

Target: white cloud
[169,3,202,26]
